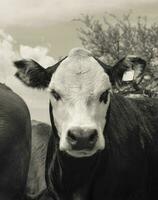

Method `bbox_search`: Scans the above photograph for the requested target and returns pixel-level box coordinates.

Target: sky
[0,0,158,27]
[0,0,158,123]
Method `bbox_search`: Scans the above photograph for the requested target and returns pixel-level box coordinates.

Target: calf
[14,48,158,200]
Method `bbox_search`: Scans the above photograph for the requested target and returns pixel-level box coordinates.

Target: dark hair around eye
[99,90,109,103]
[51,89,61,101]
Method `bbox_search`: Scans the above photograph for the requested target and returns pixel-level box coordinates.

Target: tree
[76,13,158,97]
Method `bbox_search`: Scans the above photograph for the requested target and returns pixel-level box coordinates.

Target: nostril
[67,130,77,144]
[67,128,98,149]
[89,130,98,143]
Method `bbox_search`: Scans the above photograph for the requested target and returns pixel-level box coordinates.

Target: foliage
[76,13,158,97]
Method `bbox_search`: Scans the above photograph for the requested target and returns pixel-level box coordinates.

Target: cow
[14,48,158,200]
[26,120,51,199]
[0,83,31,200]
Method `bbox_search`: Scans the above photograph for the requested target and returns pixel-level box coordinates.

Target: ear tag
[122,70,134,82]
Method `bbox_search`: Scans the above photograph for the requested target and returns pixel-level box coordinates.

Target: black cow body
[0,83,31,200]
[12,48,158,200]
[38,95,158,200]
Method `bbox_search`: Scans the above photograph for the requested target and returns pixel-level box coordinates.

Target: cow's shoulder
[130,97,158,131]
[130,97,158,115]
[0,83,30,118]
[110,94,158,125]
[0,84,31,199]
[0,83,31,136]
[0,83,12,91]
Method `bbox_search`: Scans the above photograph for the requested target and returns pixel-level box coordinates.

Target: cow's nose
[67,127,98,150]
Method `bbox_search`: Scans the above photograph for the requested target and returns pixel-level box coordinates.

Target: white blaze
[48,48,111,157]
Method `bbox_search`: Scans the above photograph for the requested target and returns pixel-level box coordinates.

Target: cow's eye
[51,89,61,101]
[99,90,109,103]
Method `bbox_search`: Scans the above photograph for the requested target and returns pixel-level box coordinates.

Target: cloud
[0,30,17,82]
[0,29,56,83]
[20,45,55,67]
[0,30,55,123]
[0,0,158,27]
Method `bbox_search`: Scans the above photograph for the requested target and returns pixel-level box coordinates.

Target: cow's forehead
[48,48,111,94]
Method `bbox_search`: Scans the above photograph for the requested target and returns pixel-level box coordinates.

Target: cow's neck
[59,147,101,182]
[46,95,152,199]
[46,133,104,200]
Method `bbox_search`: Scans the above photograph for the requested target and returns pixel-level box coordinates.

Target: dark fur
[94,56,146,87]
[26,120,51,199]
[0,83,12,91]
[35,94,158,200]
[13,55,157,200]
[0,84,31,200]
[14,57,67,89]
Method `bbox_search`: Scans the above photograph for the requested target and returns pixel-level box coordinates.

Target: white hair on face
[49,48,111,91]
[48,48,111,157]
[68,47,92,58]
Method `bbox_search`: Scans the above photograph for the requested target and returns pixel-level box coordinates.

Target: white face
[48,48,111,158]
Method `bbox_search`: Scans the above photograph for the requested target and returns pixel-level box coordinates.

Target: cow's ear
[14,59,51,89]
[13,57,67,89]
[111,55,146,87]
[94,57,113,80]
[95,55,146,87]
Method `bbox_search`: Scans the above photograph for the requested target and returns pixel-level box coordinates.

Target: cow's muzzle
[67,127,98,151]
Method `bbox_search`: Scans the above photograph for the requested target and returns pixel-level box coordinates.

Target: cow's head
[14,48,146,158]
